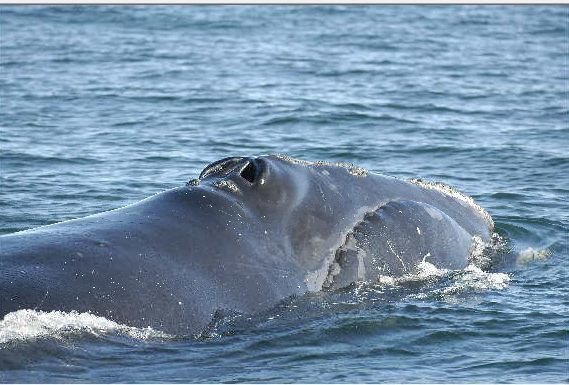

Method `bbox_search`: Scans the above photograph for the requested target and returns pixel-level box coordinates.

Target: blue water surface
[1,5,568,383]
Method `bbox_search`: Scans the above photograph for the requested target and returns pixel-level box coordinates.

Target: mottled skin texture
[0,155,493,334]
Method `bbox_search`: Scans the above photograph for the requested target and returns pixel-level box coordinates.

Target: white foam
[459,264,510,290]
[410,264,511,302]
[467,232,508,271]
[0,310,171,344]
[378,275,396,285]
[414,259,447,279]
[516,247,551,264]
[377,259,448,287]
[373,255,510,303]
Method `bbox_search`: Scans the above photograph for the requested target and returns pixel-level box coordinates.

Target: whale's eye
[240,161,258,183]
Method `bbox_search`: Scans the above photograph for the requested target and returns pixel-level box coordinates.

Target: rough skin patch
[200,163,224,179]
[407,178,494,231]
[273,154,367,177]
[187,179,201,186]
[214,180,239,193]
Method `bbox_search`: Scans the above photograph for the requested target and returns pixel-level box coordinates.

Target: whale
[0,155,494,334]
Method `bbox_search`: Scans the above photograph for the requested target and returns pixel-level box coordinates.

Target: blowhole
[240,161,257,183]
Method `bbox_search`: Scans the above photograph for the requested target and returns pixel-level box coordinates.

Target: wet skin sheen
[0,155,493,334]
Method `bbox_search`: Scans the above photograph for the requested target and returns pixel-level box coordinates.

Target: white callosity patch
[273,154,367,177]
[0,310,171,344]
[187,178,201,186]
[214,179,239,193]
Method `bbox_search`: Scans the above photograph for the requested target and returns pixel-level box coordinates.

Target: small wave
[374,257,511,304]
[350,230,511,304]
[0,310,171,345]
[2,151,100,166]
[409,263,510,303]
[377,259,448,288]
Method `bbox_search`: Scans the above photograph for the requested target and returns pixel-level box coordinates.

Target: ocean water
[0,5,568,383]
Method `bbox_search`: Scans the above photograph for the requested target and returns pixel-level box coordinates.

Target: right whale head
[193,155,312,215]
[188,155,380,292]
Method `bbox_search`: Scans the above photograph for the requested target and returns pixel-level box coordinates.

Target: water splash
[0,309,171,345]
[408,263,511,303]
[468,232,510,271]
[345,254,512,309]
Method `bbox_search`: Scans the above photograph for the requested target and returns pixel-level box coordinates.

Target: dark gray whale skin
[0,155,493,334]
